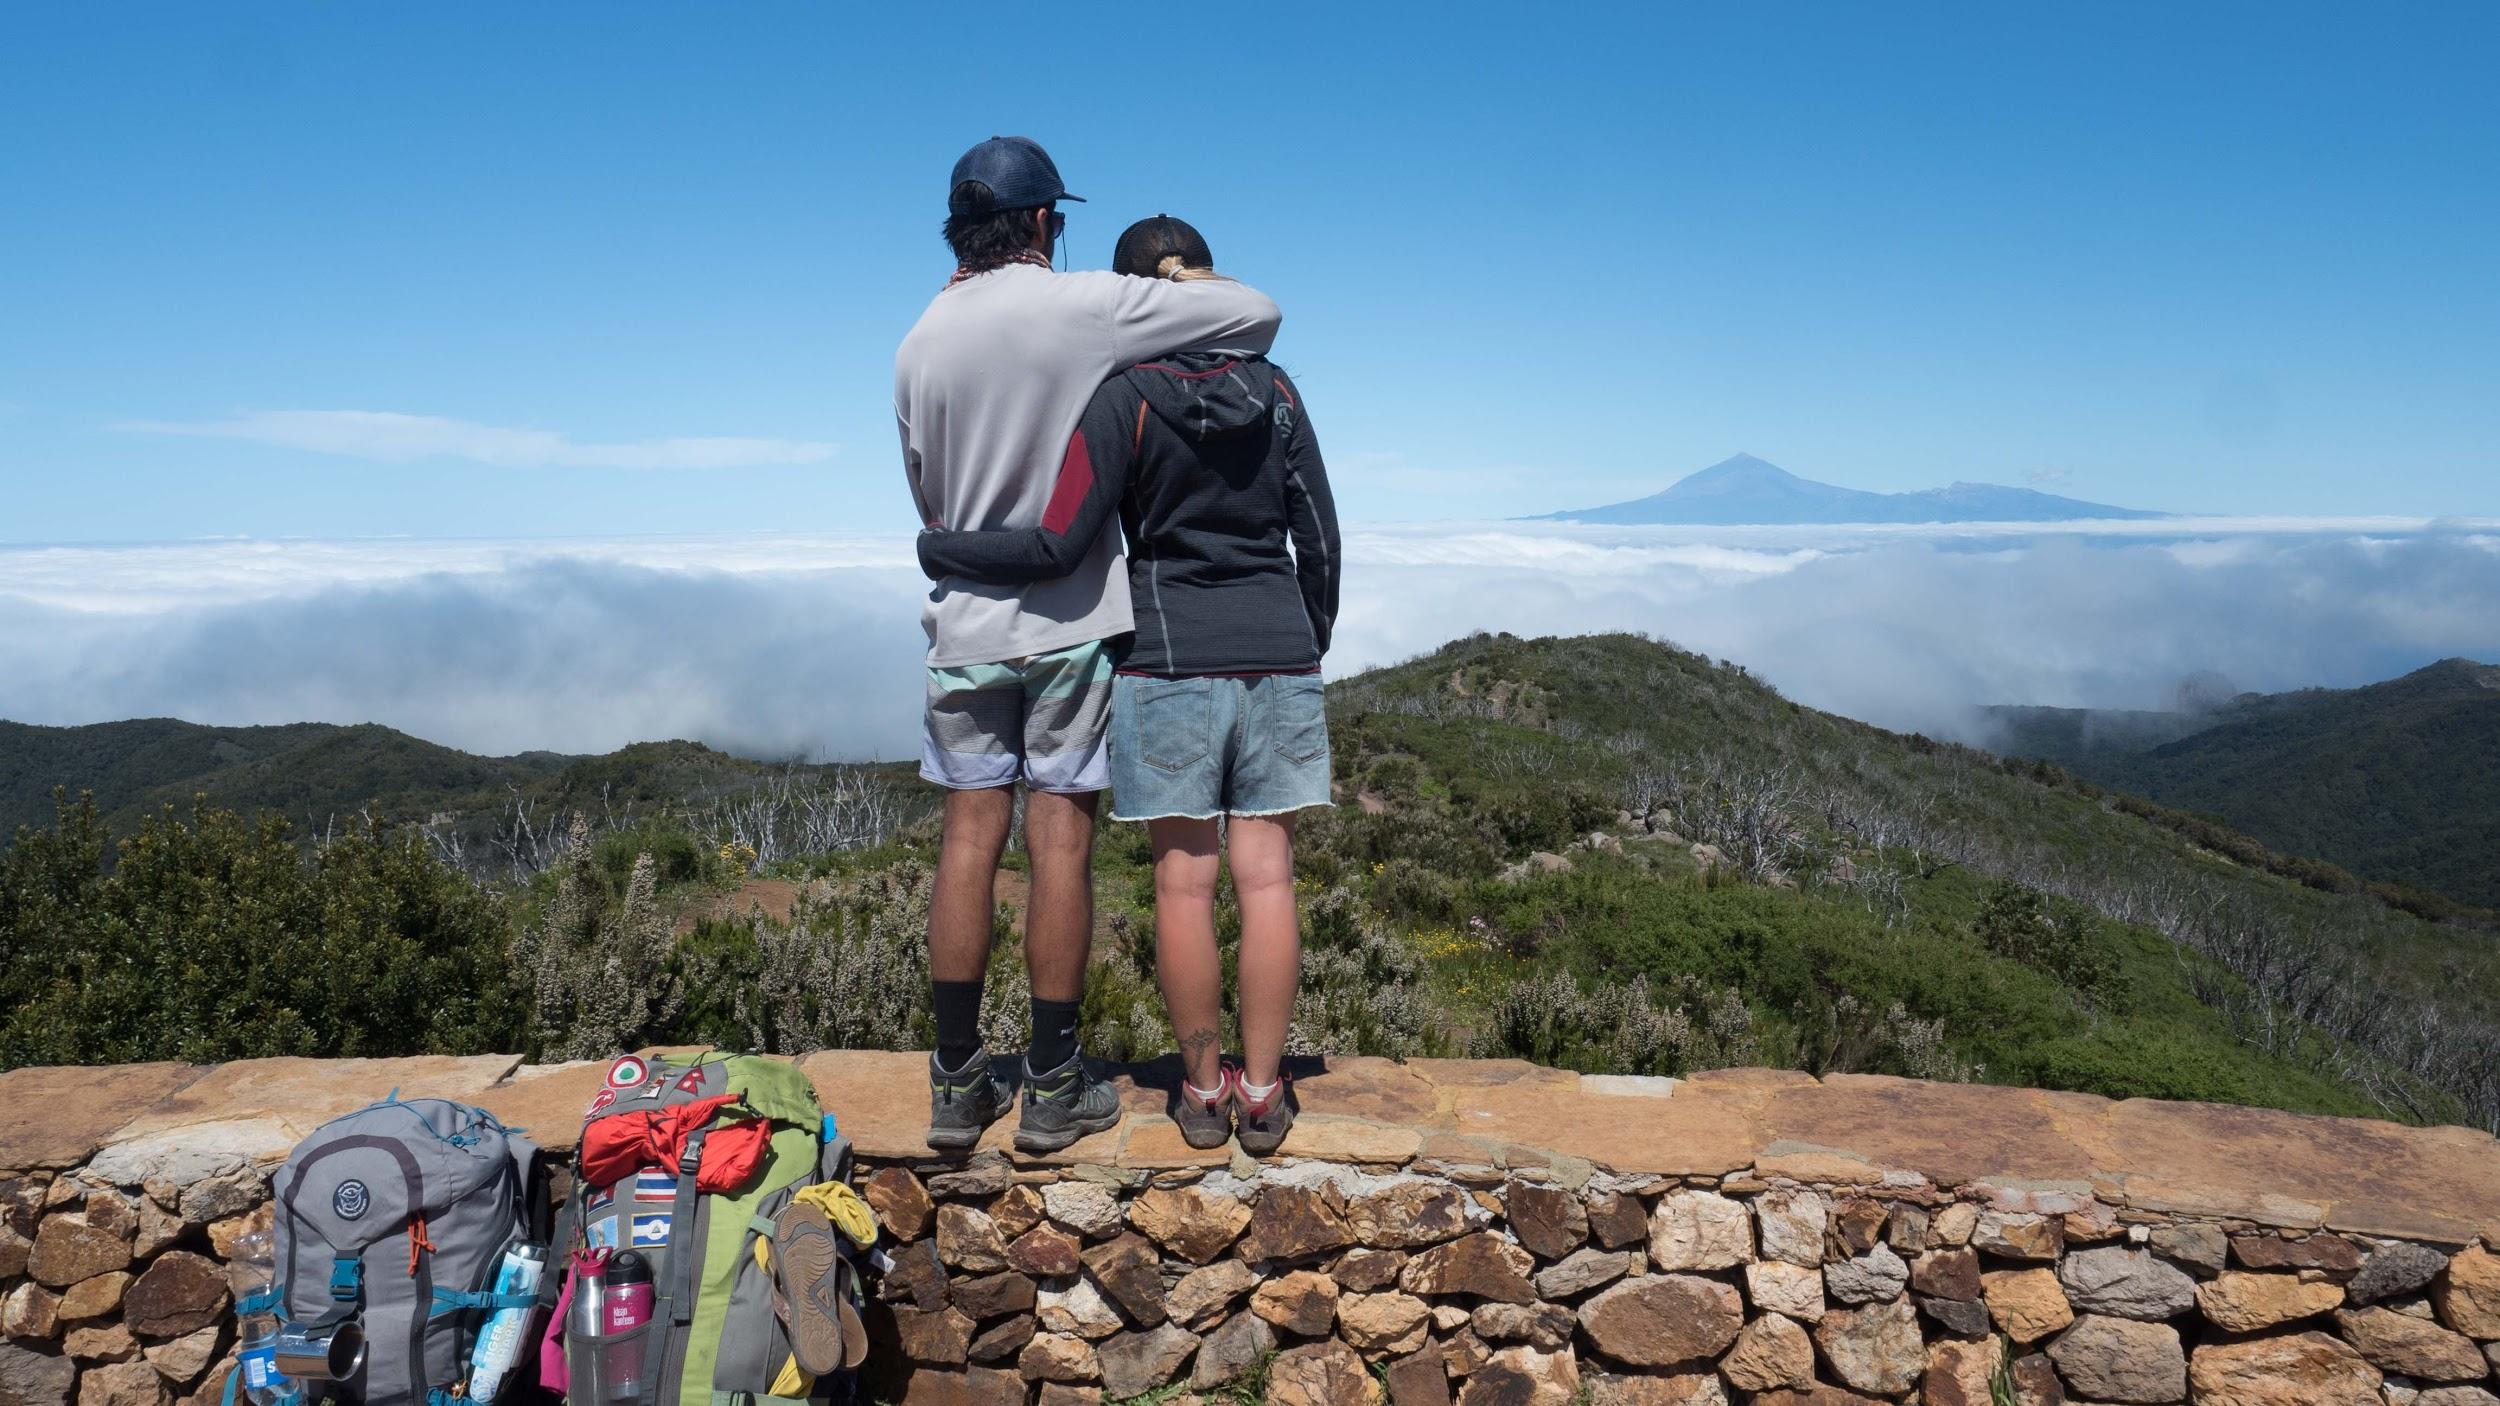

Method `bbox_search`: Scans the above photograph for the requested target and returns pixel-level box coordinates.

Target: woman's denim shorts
[1109,672,1334,822]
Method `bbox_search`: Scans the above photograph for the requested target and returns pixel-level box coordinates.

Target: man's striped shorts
[919,639,1114,794]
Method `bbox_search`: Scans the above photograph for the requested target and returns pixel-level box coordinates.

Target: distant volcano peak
[1529,455,2164,526]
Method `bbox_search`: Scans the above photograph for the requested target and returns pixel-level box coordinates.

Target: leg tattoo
[1179,1025,1220,1081]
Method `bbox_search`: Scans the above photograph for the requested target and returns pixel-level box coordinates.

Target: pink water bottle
[600,1250,656,1402]
[602,1251,654,1332]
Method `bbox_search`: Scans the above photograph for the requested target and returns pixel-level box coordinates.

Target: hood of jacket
[1123,352,1275,443]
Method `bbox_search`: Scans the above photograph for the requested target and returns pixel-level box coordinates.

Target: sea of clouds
[3,517,2497,761]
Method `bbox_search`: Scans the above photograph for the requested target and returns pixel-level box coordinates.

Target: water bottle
[228,1230,290,1406]
[562,1250,611,1403]
[601,1252,655,1402]
[566,1249,612,1339]
[601,1251,653,1333]
[465,1242,545,1405]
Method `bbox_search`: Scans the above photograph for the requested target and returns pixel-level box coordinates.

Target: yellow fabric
[745,1179,876,1399]
[791,1180,879,1249]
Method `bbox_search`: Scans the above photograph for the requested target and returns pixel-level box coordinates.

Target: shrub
[1287,886,1436,1057]
[1972,880,2119,1002]
[512,818,684,1059]
[1468,970,1760,1076]
[724,859,937,1054]
[1,792,522,1066]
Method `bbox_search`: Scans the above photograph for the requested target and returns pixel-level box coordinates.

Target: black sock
[1030,997,1082,1073]
[933,980,985,1071]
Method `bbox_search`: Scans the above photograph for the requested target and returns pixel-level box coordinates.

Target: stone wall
[3,1052,2500,1406]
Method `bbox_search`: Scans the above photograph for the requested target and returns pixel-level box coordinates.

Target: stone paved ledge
[7,1053,2500,1406]
[5,1053,2497,1246]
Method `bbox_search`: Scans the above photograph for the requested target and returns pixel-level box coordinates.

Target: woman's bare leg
[1151,817,1226,1091]
[1226,813,1301,1088]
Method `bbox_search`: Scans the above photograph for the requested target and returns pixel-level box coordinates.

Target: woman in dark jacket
[916,216,1341,1155]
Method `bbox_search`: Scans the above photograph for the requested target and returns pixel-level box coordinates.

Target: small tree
[513,817,684,1060]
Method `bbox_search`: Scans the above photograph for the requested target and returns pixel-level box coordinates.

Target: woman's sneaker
[1017,1050,1124,1153]
[927,1047,1015,1151]
[1233,1072,1296,1157]
[1170,1072,1233,1150]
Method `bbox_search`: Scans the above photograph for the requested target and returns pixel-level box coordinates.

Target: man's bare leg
[1014,786,1122,1149]
[1021,787,1097,1079]
[925,783,1016,1150]
[929,785,1015,1057]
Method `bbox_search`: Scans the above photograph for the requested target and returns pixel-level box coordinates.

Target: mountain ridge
[1985,656,2500,908]
[1534,452,2167,525]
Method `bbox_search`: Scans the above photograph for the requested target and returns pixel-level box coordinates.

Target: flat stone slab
[28,1051,2500,1244]
[801,1050,949,1162]
[0,1063,206,1171]
[106,1054,522,1162]
[1755,1075,2107,1187]
[2093,1098,2500,1243]
[473,1061,609,1152]
[1423,1063,1764,1176]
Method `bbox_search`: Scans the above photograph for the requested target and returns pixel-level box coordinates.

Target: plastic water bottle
[601,1252,655,1401]
[601,1251,653,1332]
[465,1242,545,1404]
[227,1230,290,1406]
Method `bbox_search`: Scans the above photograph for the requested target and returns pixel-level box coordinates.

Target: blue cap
[948,136,1084,216]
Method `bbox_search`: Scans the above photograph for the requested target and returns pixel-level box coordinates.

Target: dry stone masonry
[4,1052,2500,1406]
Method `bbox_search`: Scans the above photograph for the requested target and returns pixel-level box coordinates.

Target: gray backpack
[271,1097,546,1406]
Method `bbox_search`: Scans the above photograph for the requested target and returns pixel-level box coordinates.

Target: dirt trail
[674,877,800,934]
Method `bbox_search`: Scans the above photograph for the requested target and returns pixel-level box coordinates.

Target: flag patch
[630,1214,672,1248]
[585,1218,619,1249]
[632,1170,677,1203]
[586,1185,616,1212]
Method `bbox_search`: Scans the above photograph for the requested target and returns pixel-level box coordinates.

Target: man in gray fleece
[895,136,1282,1152]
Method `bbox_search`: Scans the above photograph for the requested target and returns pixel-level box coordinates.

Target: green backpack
[552,1053,852,1406]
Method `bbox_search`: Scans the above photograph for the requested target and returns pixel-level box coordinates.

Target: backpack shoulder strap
[506,1135,550,1241]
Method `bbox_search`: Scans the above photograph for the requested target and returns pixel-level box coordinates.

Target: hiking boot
[1016,1050,1123,1153]
[927,1047,1014,1152]
[1169,1070,1233,1150]
[1233,1073,1296,1157]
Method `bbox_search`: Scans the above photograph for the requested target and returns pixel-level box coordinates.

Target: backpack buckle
[328,1256,362,1304]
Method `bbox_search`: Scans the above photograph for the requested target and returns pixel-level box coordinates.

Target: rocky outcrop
[4,1050,2500,1406]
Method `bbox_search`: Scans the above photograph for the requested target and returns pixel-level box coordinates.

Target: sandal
[774,1201,864,1375]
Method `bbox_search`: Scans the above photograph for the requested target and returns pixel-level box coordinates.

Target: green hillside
[0,717,567,838]
[6,634,2495,1136]
[1988,659,2500,908]
[0,717,922,866]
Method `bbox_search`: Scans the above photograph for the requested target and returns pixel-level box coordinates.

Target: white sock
[1237,1076,1280,1103]
[1184,1078,1226,1106]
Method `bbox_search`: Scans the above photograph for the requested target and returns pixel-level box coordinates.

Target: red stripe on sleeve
[1040,429,1094,534]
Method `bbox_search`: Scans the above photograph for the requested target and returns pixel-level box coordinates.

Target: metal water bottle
[465,1242,545,1404]
[567,1249,612,1337]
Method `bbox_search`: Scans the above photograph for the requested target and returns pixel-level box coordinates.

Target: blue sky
[3,1,2496,544]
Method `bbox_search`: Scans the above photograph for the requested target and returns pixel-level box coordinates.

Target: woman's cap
[948,136,1085,215]
[1113,215,1213,277]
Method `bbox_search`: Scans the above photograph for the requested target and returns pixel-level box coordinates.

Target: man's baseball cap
[948,136,1085,215]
